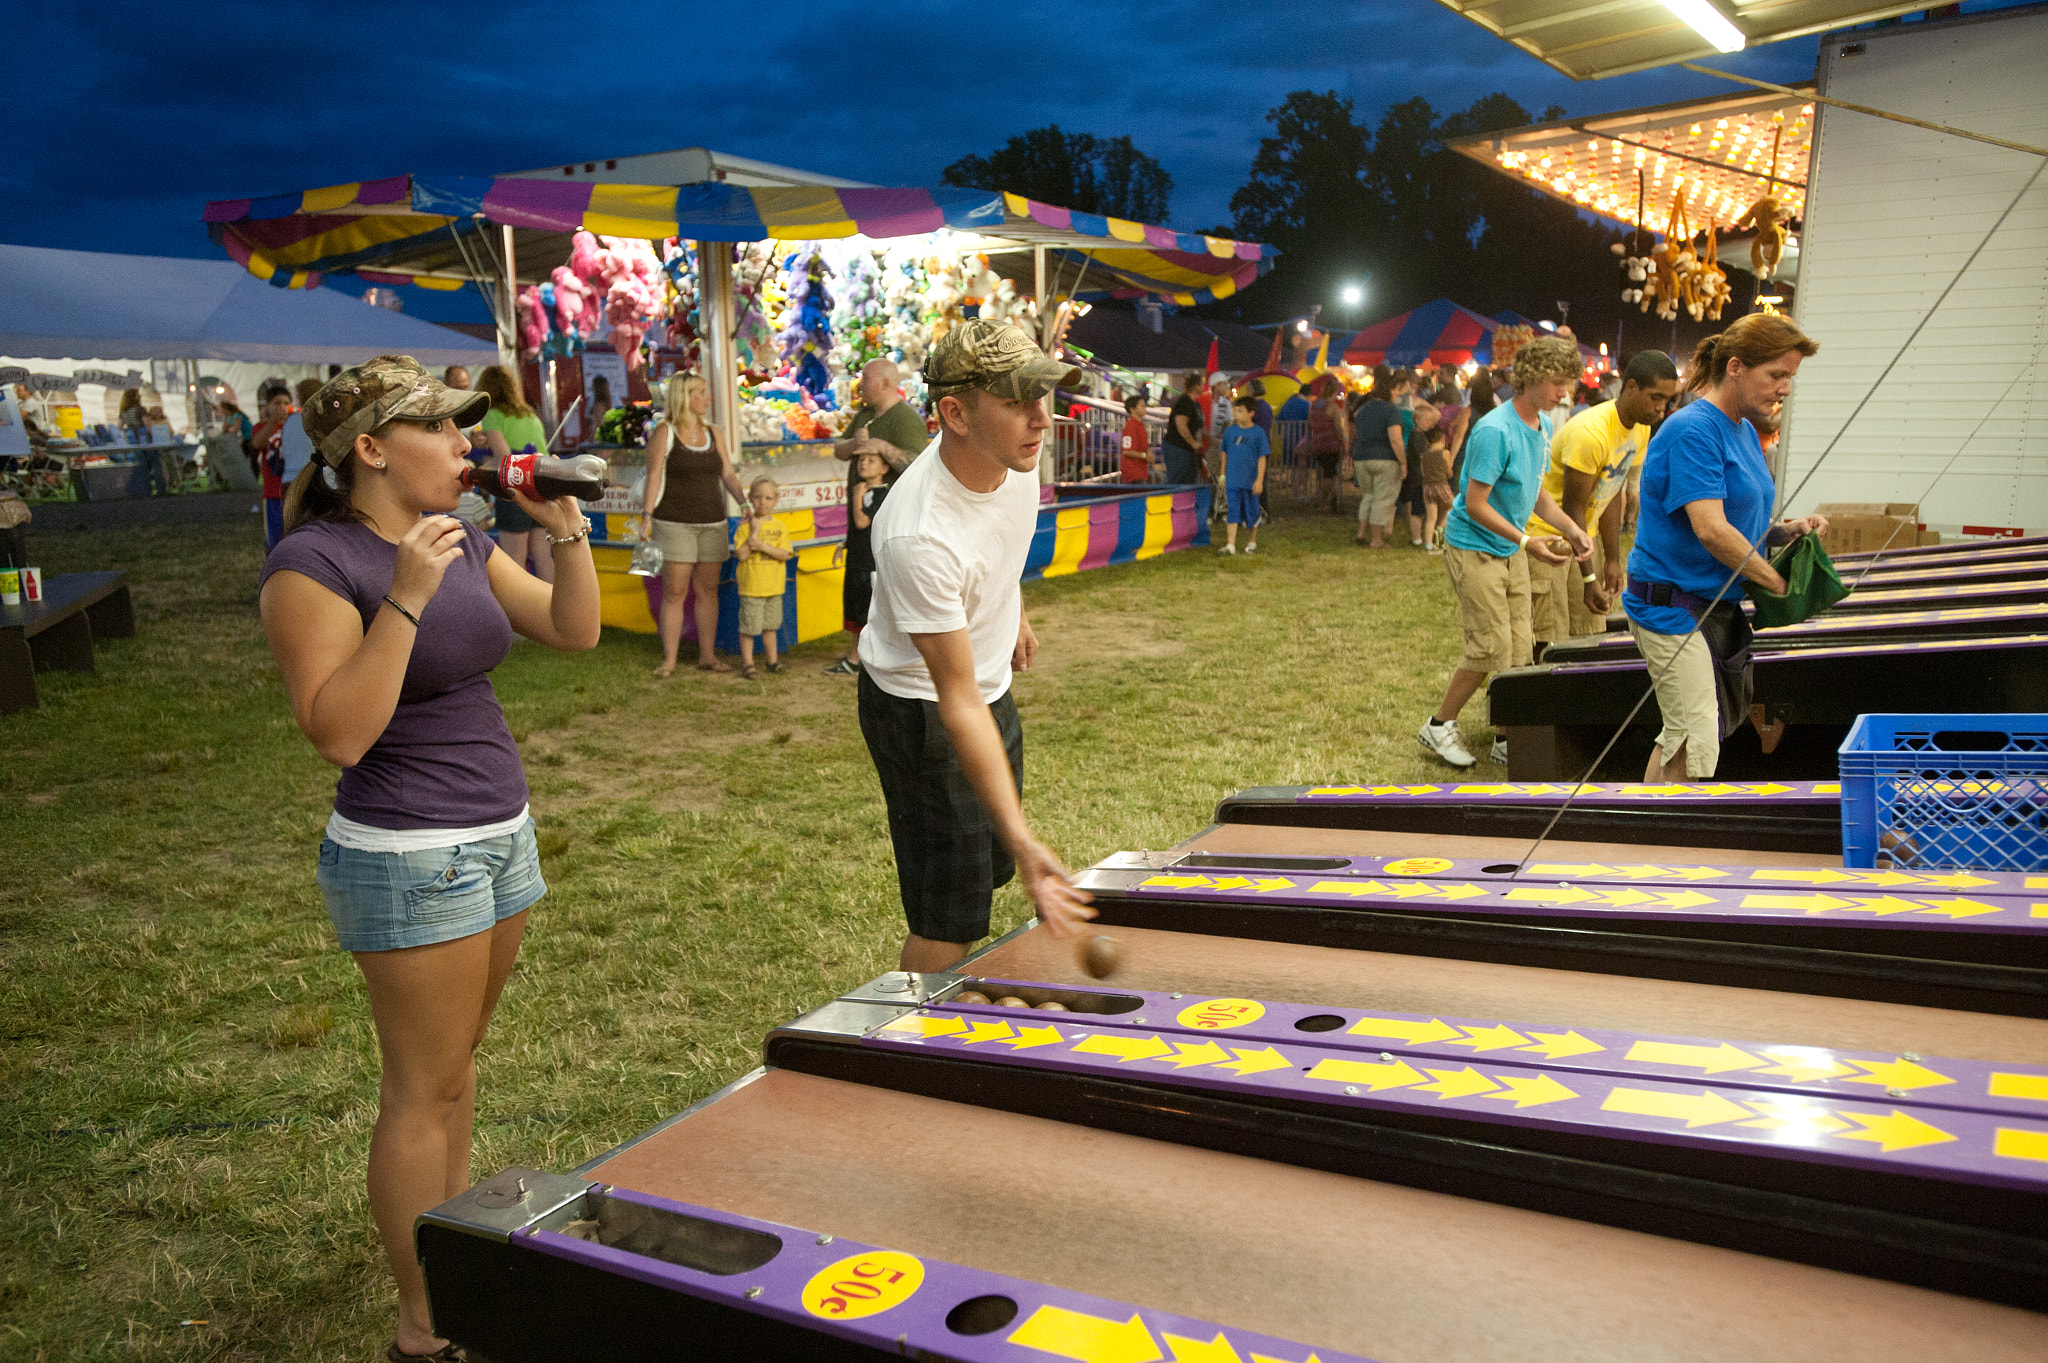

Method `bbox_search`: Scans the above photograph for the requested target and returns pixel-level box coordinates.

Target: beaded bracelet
[546,516,593,546]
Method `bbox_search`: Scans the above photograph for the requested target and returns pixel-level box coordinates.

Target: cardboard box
[1813,502,1920,556]
[1919,529,1942,546]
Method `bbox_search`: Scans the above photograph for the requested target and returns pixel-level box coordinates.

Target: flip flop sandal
[766,661,784,674]
[740,665,759,680]
[388,1344,466,1362]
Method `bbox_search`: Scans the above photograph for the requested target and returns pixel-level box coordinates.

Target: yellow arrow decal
[880,1014,967,1038]
[1167,1040,1232,1070]
[1918,872,1997,888]
[1002,1024,1066,1051]
[1520,1030,1605,1060]
[1434,883,1490,900]
[1838,896,1927,917]
[1008,1304,1161,1363]
[1915,897,2003,919]
[1162,1333,1242,1363]
[1448,1022,1531,1052]
[1753,1048,1856,1083]
[1742,892,1857,913]
[1141,875,1213,890]
[1249,877,1296,893]
[1994,1128,2048,1163]
[1307,1057,1429,1092]
[1834,1109,1958,1153]
[1988,1073,2048,1102]
[1649,890,1721,909]
[1453,784,1518,794]
[1528,862,1612,876]
[1374,882,1446,899]
[1839,1057,1955,1091]
[1503,885,1601,904]
[1072,1033,1176,1064]
[959,1019,1017,1044]
[1307,879,1387,898]
[1814,783,1840,794]
[1216,1047,1292,1077]
[1485,1072,1580,1108]
[1602,1086,1753,1128]
[1627,1040,1764,1075]
[1417,1066,1498,1100]
[1737,1096,1851,1133]
[1592,887,1658,907]
[1204,876,1254,891]
[1347,1015,1463,1045]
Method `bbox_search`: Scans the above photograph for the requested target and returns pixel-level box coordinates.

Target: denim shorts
[316,817,546,952]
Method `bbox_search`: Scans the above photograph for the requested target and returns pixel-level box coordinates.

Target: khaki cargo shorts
[1443,544,1532,675]
[738,592,784,637]
[1631,619,1721,777]
[651,518,730,564]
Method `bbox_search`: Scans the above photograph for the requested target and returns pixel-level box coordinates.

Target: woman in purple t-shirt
[258,356,599,1363]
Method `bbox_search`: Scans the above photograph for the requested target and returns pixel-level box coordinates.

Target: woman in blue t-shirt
[1624,315,1830,780]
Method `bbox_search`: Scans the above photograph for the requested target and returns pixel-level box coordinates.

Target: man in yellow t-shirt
[1526,351,1681,645]
[733,476,794,678]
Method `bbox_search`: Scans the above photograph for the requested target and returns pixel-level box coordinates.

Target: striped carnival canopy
[1341,299,1502,367]
[203,178,1277,307]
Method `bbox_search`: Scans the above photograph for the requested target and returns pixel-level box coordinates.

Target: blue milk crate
[1838,714,2048,871]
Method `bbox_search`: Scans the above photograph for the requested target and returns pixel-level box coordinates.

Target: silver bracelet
[546,516,592,546]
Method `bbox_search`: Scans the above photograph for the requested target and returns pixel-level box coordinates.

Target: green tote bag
[1747,533,1849,629]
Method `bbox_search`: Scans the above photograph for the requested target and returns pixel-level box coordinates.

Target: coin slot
[947,1295,1019,1335]
[1481,863,1519,874]
[1294,1014,1347,1033]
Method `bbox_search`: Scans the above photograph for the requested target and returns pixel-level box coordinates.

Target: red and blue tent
[1340,299,1499,367]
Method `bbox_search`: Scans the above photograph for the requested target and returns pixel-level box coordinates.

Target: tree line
[943,93,1641,347]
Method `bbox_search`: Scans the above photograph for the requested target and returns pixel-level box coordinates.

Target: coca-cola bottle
[464,452,609,502]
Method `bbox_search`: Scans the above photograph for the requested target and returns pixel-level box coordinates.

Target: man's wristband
[1517,533,1530,550]
[1582,572,1599,584]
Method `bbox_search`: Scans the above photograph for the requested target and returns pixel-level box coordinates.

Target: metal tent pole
[1034,243,1055,485]
[497,225,520,376]
[698,242,742,464]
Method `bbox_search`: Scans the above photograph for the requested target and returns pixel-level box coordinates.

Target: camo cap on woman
[924,320,1082,403]
[303,355,490,465]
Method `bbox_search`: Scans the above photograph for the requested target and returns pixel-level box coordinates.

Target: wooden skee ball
[1081,934,1121,980]
[995,996,1029,1008]
[1035,1001,1069,1011]
[954,991,991,1006]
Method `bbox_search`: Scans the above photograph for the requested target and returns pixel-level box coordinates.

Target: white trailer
[1781,5,2048,537]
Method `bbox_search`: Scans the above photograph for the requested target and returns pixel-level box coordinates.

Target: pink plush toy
[591,235,664,369]
[516,286,550,355]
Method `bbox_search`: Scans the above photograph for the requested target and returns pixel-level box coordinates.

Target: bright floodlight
[1539,319,1557,332]
[1340,284,1363,306]
[1658,0,1745,52]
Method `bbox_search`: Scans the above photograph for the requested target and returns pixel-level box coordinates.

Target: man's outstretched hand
[1014,840,1096,938]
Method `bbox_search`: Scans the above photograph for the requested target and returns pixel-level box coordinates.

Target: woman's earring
[371,461,386,470]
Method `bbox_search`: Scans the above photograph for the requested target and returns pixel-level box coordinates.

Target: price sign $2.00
[800,1250,925,1320]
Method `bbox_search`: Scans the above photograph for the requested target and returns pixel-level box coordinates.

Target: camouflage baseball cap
[303,355,490,466]
[924,319,1081,403]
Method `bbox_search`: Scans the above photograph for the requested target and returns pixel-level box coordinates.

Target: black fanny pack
[1628,577,1754,742]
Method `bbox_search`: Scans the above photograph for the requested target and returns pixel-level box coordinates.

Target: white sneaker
[1217,544,1237,556]
[1417,719,1477,768]
[1243,543,1258,555]
[1490,737,1508,765]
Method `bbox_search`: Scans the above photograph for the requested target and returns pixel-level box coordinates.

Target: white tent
[0,243,496,367]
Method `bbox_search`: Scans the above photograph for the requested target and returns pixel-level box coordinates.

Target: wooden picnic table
[0,570,134,713]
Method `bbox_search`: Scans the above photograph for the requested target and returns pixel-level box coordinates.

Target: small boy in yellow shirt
[732,476,793,678]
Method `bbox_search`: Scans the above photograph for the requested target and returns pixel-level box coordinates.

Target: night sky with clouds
[14,1,1847,323]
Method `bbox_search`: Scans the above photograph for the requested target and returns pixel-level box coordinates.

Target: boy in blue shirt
[1419,336,1593,769]
[1218,396,1269,557]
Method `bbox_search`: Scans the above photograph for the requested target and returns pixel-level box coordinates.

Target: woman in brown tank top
[640,374,745,676]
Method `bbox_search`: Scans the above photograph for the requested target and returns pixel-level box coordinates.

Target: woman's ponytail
[282,453,365,534]
[1687,334,1721,392]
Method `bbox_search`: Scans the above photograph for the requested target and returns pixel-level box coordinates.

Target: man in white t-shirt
[858,320,1099,972]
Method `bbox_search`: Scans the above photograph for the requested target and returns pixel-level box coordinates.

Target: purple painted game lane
[947,982,2048,1119]
[1287,779,1840,805]
[868,1010,2048,1192]
[521,1186,1380,1363]
[1549,630,2048,677]
[1079,860,2048,934]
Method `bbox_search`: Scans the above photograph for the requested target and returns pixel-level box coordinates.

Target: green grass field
[0,507,1494,1361]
